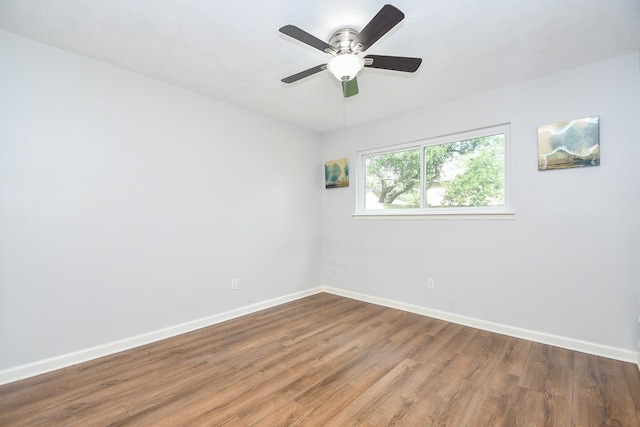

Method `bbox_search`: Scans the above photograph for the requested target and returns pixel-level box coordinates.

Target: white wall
[321,53,640,359]
[0,31,323,372]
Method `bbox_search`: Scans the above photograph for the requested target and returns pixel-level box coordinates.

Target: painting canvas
[325,158,349,189]
[538,116,600,171]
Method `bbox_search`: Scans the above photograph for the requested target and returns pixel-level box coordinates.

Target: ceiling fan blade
[279,25,337,54]
[350,4,405,52]
[364,55,422,72]
[281,64,327,84]
[342,78,359,98]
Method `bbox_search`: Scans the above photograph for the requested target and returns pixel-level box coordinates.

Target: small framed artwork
[325,158,349,188]
[538,116,600,171]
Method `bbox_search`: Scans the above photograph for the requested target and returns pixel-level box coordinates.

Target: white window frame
[354,124,514,220]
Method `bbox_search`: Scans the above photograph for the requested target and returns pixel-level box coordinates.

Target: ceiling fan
[279,4,422,98]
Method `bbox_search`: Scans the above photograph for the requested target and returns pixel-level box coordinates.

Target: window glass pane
[425,134,505,208]
[365,149,420,209]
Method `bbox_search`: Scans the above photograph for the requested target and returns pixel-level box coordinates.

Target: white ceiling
[1,0,639,134]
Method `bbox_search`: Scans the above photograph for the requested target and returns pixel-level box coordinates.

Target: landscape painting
[538,116,600,171]
[325,158,349,189]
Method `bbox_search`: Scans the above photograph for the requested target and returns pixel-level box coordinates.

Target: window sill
[352,211,515,220]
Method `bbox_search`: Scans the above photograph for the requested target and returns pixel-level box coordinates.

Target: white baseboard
[0,287,324,386]
[321,286,639,364]
[2,286,636,386]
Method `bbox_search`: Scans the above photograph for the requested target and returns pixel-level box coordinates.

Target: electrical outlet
[231,279,238,290]
[427,278,435,290]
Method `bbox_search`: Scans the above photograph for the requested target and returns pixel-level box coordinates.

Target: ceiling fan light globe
[327,54,364,82]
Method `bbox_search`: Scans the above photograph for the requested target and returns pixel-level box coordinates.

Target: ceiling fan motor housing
[328,27,360,53]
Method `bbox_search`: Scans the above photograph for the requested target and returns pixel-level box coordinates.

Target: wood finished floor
[1,293,640,426]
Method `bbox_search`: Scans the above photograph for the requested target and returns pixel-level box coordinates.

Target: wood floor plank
[0,293,638,426]
[539,363,573,427]
[426,332,512,426]
[404,322,468,364]
[289,384,362,426]
[293,338,407,413]
[588,357,639,426]
[624,362,640,411]
[246,400,307,426]
[391,388,443,427]
[573,351,640,427]
[323,358,420,426]
[0,353,189,425]
[469,373,544,427]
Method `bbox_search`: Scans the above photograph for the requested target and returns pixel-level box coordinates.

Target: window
[356,124,511,218]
